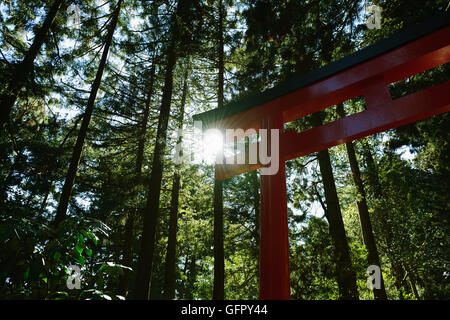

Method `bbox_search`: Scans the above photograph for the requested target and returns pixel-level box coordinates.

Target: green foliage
[0,213,131,299]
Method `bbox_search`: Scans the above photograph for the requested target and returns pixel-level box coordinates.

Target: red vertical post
[259,115,290,300]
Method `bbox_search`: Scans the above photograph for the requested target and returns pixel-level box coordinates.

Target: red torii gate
[193,13,450,300]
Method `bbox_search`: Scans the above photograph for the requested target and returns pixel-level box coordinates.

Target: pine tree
[163,67,189,299]
[0,0,65,130]
[311,111,359,300]
[336,103,387,299]
[213,0,225,300]
[53,0,123,227]
[133,0,190,299]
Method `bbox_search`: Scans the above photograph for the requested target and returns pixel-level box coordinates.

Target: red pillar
[259,115,290,300]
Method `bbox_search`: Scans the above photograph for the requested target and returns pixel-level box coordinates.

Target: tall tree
[0,0,65,130]
[336,103,387,299]
[118,62,157,298]
[163,67,189,299]
[53,0,123,227]
[361,141,411,299]
[311,111,359,300]
[133,0,192,299]
[213,0,225,300]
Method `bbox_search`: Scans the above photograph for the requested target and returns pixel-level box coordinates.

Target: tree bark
[118,63,156,298]
[163,173,181,299]
[336,103,387,299]
[186,256,197,300]
[311,111,359,300]
[53,0,122,228]
[133,0,187,299]
[0,0,65,130]
[163,68,189,300]
[213,0,225,300]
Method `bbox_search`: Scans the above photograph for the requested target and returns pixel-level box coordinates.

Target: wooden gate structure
[193,12,450,299]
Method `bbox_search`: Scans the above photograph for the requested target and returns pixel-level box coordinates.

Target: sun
[202,128,224,165]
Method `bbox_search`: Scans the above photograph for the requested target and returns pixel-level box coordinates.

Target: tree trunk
[362,142,413,299]
[163,173,181,299]
[213,0,225,300]
[186,256,197,300]
[0,0,65,130]
[148,244,163,300]
[133,0,187,299]
[311,111,359,300]
[117,63,156,298]
[163,68,189,300]
[53,0,122,228]
[404,264,421,300]
[336,103,387,299]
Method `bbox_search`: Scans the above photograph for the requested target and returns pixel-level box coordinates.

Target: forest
[0,0,449,300]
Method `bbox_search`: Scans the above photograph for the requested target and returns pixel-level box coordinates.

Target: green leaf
[54,251,61,261]
[84,231,99,245]
[75,255,85,266]
[85,248,92,256]
[75,245,83,255]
